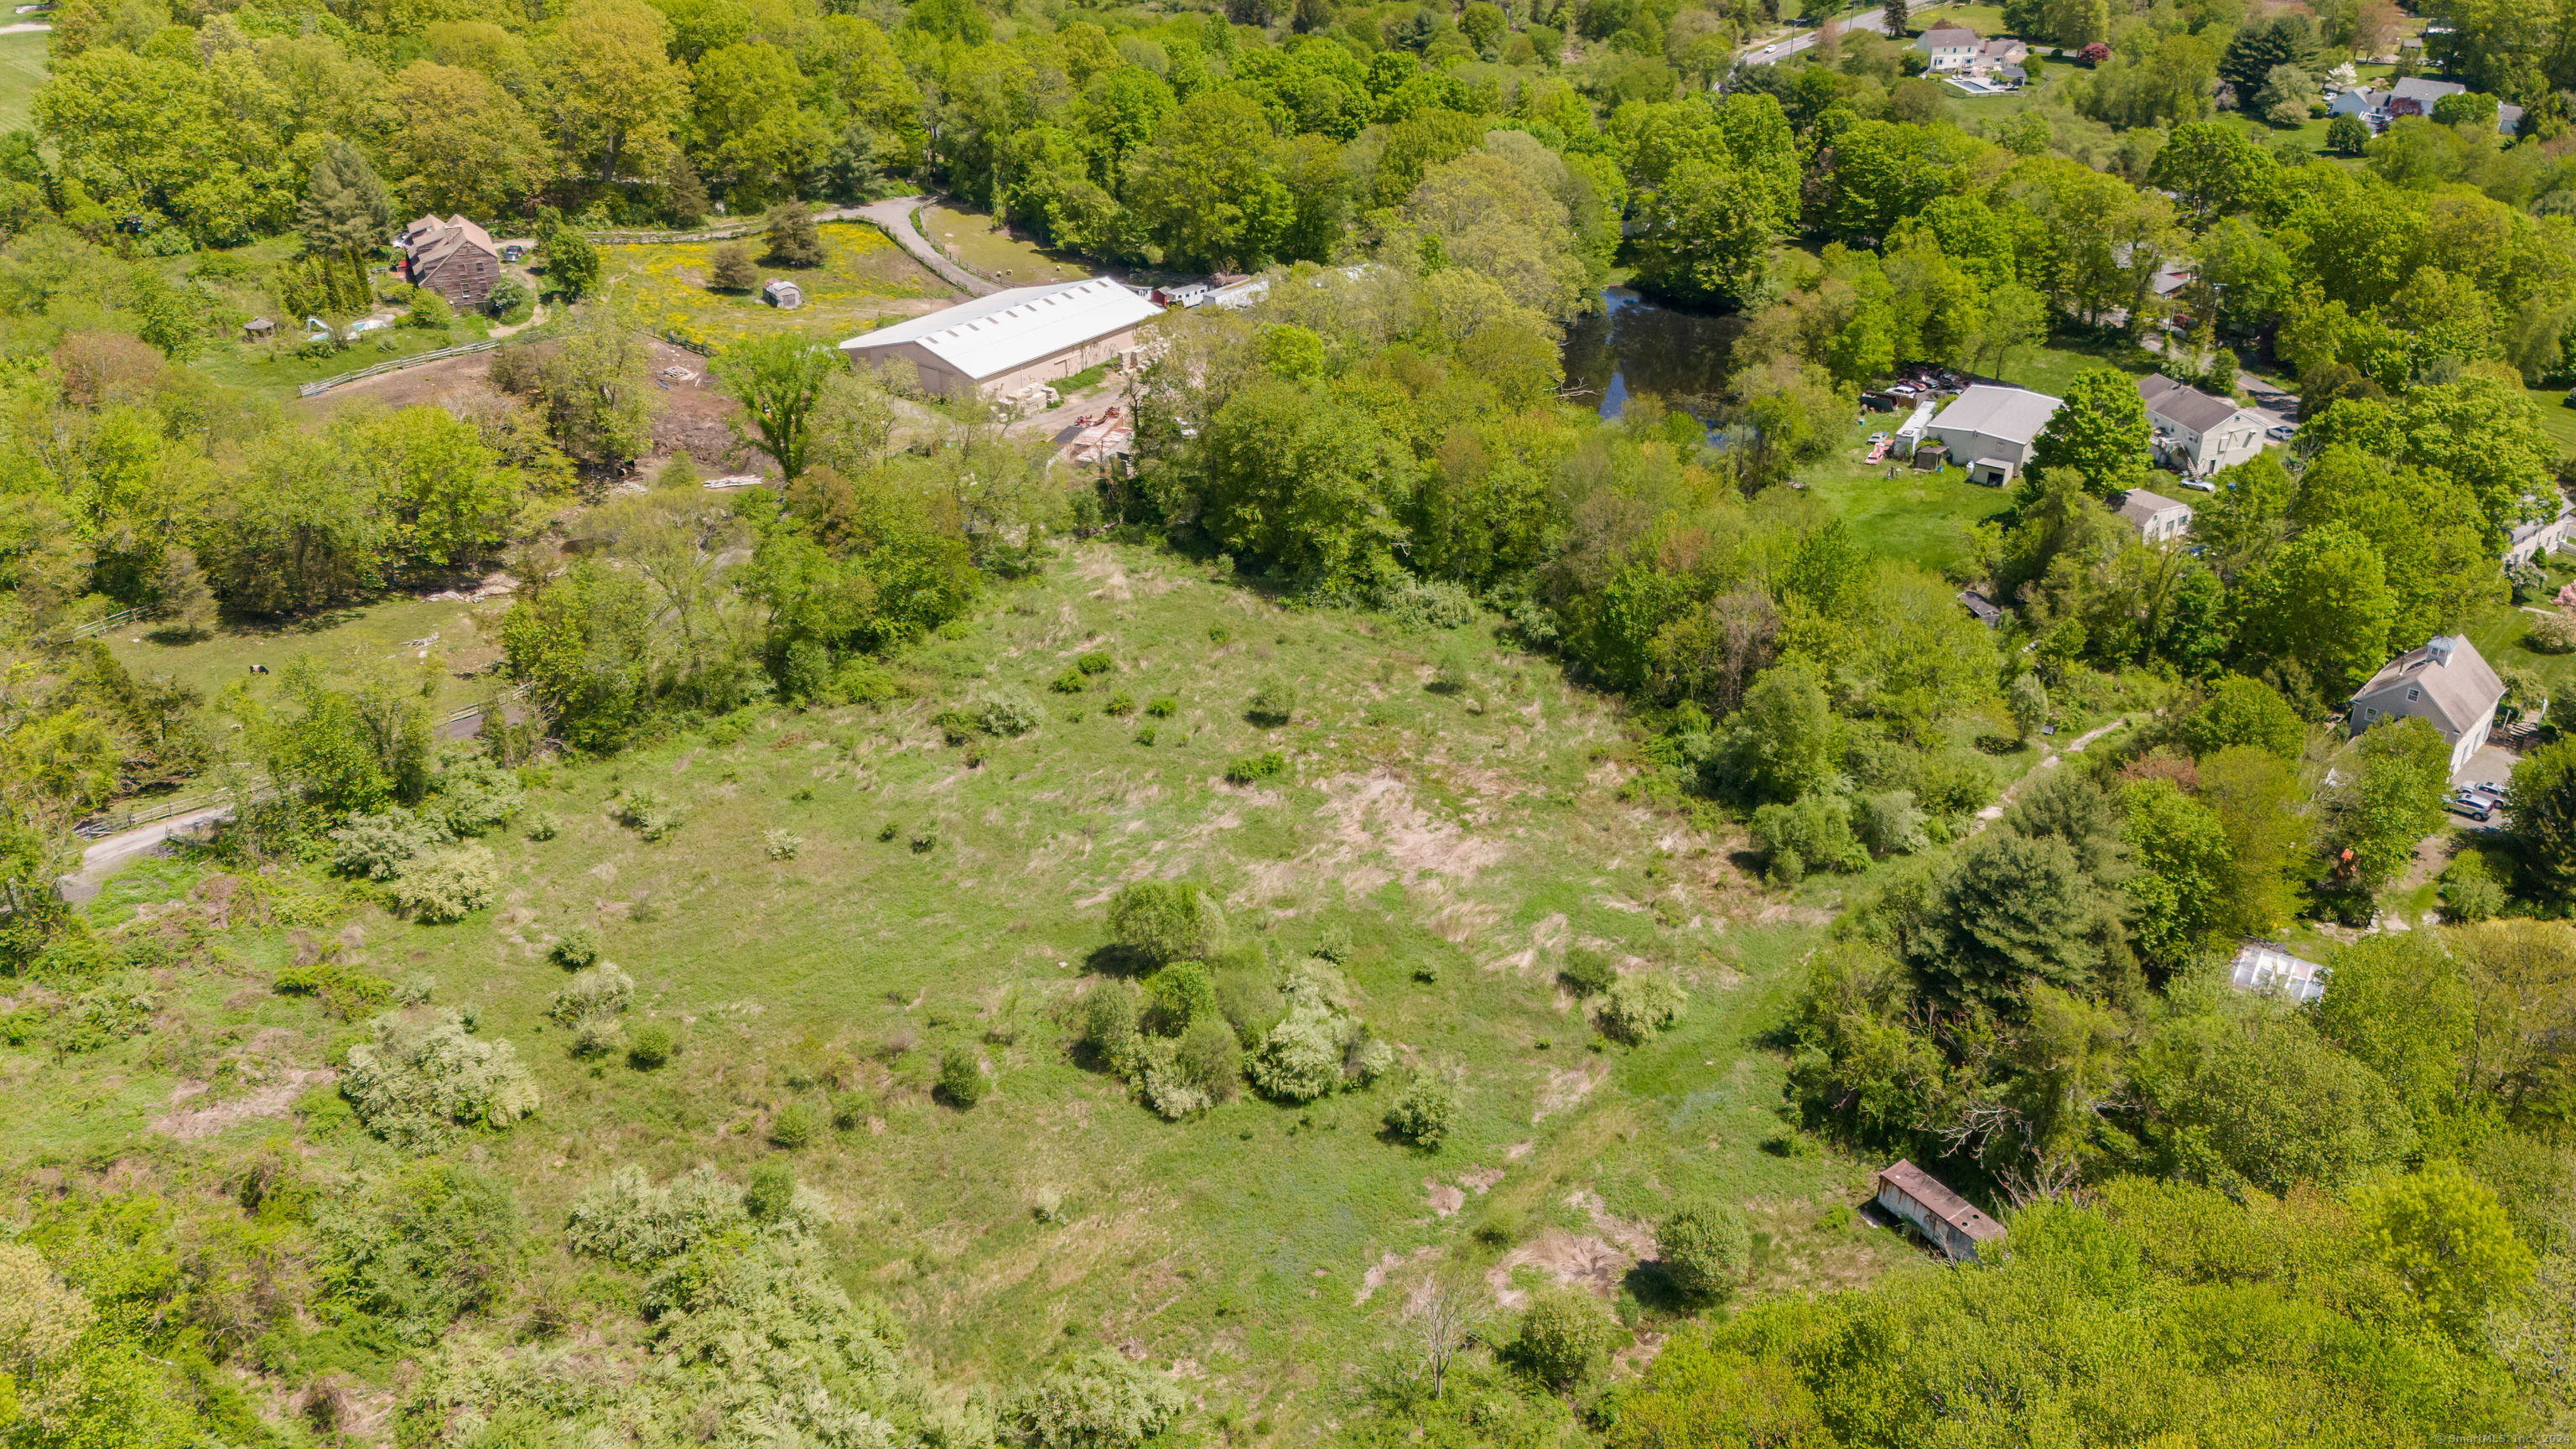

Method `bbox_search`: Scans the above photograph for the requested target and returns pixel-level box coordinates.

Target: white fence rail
[299,339,501,398]
[55,605,150,643]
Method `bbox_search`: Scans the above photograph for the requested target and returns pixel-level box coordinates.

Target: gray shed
[762,278,804,309]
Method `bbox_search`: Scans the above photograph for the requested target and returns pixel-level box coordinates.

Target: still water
[1558,286,1746,421]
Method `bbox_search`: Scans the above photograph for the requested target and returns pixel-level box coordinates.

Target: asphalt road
[1740,6,1891,62]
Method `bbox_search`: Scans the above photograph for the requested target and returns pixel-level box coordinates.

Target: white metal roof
[839,278,1161,381]
[1931,384,2064,446]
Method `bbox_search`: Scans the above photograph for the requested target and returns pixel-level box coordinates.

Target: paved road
[1741,6,1890,63]
[61,803,235,904]
[854,196,999,298]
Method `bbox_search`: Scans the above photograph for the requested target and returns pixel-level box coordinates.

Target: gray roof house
[1929,384,2064,487]
[2349,634,2506,777]
[2388,75,2464,116]
[2139,374,2267,477]
[1915,26,1979,70]
[2505,499,2575,566]
[2114,488,2194,543]
[1875,1161,2007,1262]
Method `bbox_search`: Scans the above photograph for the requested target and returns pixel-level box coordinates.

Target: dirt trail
[1970,716,2127,834]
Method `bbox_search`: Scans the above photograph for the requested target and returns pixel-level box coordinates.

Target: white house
[2505,501,2575,566]
[1914,25,1979,70]
[2138,374,2267,477]
[838,278,1161,400]
[2114,488,2194,543]
[2328,87,2392,122]
[2348,634,2507,777]
[1929,384,2064,486]
[2227,940,2326,1003]
[1874,1161,2006,1263]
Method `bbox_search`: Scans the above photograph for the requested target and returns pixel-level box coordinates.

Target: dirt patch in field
[1459,1167,1505,1193]
[1424,1178,1467,1217]
[1486,1228,1634,1308]
[1533,1060,1608,1123]
[1353,1245,1439,1306]
[1314,771,1509,889]
[1483,911,1571,976]
[150,1067,334,1140]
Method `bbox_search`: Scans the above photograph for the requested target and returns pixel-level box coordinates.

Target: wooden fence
[298,339,501,398]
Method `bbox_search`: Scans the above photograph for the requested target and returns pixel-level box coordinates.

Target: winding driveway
[854,196,999,298]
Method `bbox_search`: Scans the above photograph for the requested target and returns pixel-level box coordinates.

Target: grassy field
[602,221,949,351]
[193,316,498,395]
[2528,385,2576,457]
[0,30,44,134]
[29,543,1940,1433]
[100,594,512,716]
[919,203,1093,287]
[1797,418,2016,572]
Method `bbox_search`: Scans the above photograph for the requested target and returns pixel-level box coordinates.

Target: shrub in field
[390,844,500,922]
[1006,1353,1187,1449]
[1249,1005,1353,1103]
[553,927,600,969]
[1078,980,1142,1067]
[1144,961,1218,1035]
[566,1165,751,1266]
[1379,575,1477,631]
[341,1010,540,1152]
[1078,652,1113,675]
[1599,974,1685,1043]
[745,1163,797,1221]
[524,811,559,840]
[1145,696,1177,717]
[977,687,1043,736]
[1108,880,1222,965]
[1050,667,1087,693]
[273,961,394,1021]
[1225,750,1285,784]
[548,963,634,1025]
[1345,1033,1394,1085]
[330,808,450,880]
[1559,948,1618,998]
[1176,1015,1241,1103]
[1215,966,1287,1046]
[1657,1201,1750,1301]
[1246,677,1296,724]
[770,1103,820,1150]
[1130,1036,1212,1119]
[937,1049,986,1107]
[763,828,804,860]
[2441,851,2504,922]
[311,1163,523,1344]
[1103,693,1135,716]
[1384,1073,1457,1148]
[627,1021,675,1067]
[614,787,683,840]
[430,753,522,835]
[1508,1284,1623,1389]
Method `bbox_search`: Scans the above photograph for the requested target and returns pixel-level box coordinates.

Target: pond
[1559,286,1746,423]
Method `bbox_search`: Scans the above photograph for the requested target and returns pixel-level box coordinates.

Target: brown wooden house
[400,214,502,308]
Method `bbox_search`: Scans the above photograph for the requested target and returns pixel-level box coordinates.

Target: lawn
[99,593,512,717]
[0,29,44,134]
[1990,333,2163,397]
[919,202,1094,287]
[1797,417,2017,572]
[192,316,496,395]
[2527,385,2576,459]
[2467,557,2576,705]
[30,542,1924,1435]
[601,221,949,351]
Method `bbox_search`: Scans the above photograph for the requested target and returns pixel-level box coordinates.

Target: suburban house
[2138,374,2267,477]
[1874,1161,2007,1263]
[1976,36,2029,70]
[2113,488,2194,543]
[397,214,503,308]
[1915,25,1980,70]
[761,278,804,309]
[2227,940,2327,1003]
[2334,79,2521,133]
[2348,634,2507,776]
[2505,500,2576,566]
[1929,384,2064,486]
[837,277,1161,401]
[2388,75,2463,117]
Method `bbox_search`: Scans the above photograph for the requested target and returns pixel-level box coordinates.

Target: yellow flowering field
[602,222,951,351]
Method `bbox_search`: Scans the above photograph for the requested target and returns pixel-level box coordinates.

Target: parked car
[2178,477,2215,492]
[2448,789,2494,821]
[2266,423,2298,441]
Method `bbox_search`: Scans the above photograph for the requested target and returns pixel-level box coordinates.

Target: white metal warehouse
[839,278,1162,401]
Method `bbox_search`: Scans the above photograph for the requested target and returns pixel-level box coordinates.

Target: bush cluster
[340,1010,541,1152]
[1224,750,1286,784]
[1107,880,1222,965]
[1384,1073,1457,1148]
[1599,974,1686,1044]
[614,788,683,841]
[1656,1201,1751,1301]
[389,844,501,923]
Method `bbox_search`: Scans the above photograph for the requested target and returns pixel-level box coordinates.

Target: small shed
[1875,1161,2006,1262]
[242,317,274,341]
[762,278,804,309]
[1958,589,2005,628]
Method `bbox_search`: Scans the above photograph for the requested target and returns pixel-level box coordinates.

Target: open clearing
[40,542,1922,1431]
[603,221,953,351]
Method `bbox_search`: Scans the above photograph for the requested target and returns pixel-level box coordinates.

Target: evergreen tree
[2219,13,2320,97]
[1883,0,1909,38]
[663,154,712,228]
[763,202,826,268]
[297,139,393,262]
[709,243,759,292]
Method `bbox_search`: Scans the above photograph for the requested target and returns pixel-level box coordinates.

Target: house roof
[839,278,1162,381]
[2115,489,2191,527]
[2501,102,2526,132]
[2391,76,2465,105]
[1930,384,2063,446]
[2138,374,2245,433]
[411,216,497,270]
[1916,25,1977,49]
[2228,940,2326,1002]
[1877,1161,2006,1242]
[1958,589,2003,625]
[2350,635,2506,734]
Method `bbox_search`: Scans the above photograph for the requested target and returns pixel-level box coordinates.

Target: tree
[2181,674,2306,760]
[1401,1274,1488,1400]
[762,201,827,268]
[539,0,688,184]
[2334,715,2451,887]
[535,305,660,471]
[2510,737,2576,899]
[298,139,393,263]
[2218,12,2319,96]
[1915,828,2104,1007]
[2328,112,2372,155]
[1196,378,1412,593]
[1509,1285,1623,1389]
[2029,365,2153,491]
[2228,522,2397,693]
[692,44,833,207]
[709,244,759,292]
[1974,281,2048,381]
[539,217,601,300]
[1126,91,1292,270]
[1609,1332,1831,1449]
[148,545,216,636]
[2008,673,2049,740]
[1732,661,1838,802]
[1657,1202,1751,1301]
[2311,932,2475,1132]
[2257,64,2321,127]
[2198,745,2309,937]
[2357,1163,2537,1339]
[2122,778,2232,964]
[715,334,837,482]
[1107,880,1221,965]
[1883,0,1909,35]
[389,62,550,218]
[2135,1002,2415,1193]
